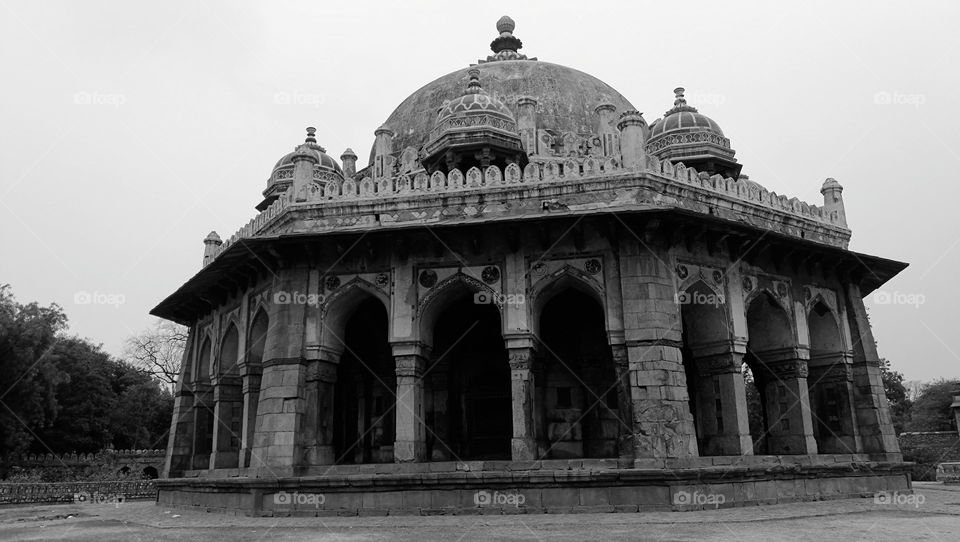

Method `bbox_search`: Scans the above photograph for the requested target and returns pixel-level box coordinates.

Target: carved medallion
[776,282,789,298]
[531,262,546,277]
[481,266,501,284]
[418,269,438,288]
[375,273,390,289]
[712,270,723,284]
[742,277,753,292]
[324,275,341,291]
[676,264,688,279]
[585,259,602,275]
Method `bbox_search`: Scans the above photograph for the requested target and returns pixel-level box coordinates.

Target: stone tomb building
[154,17,911,515]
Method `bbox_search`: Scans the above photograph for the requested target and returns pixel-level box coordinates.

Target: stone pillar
[752,348,817,454]
[688,340,752,455]
[428,361,451,460]
[373,125,394,181]
[392,341,427,462]
[209,375,243,469]
[820,178,847,228]
[340,148,357,178]
[610,343,635,460]
[202,231,222,267]
[248,266,310,476]
[302,350,339,466]
[163,331,197,477]
[843,282,901,459]
[617,236,698,459]
[506,335,539,460]
[616,110,648,170]
[239,364,262,469]
[595,102,620,157]
[190,384,214,470]
[291,135,319,201]
[517,96,539,155]
[807,358,861,454]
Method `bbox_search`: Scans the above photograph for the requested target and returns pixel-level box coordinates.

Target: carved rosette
[676,264,689,279]
[481,266,501,285]
[375,272,390,289]
[584,259,602,275]
[418,269,438,288]
[324,275,341,291]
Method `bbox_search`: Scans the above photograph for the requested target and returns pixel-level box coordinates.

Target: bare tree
[125,319,187,391]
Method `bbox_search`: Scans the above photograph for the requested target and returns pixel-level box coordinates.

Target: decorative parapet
[207,155,847,263]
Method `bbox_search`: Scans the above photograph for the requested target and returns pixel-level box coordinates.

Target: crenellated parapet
[206,156,850,264]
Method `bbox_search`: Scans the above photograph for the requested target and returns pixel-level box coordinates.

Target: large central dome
[369,19,635,166]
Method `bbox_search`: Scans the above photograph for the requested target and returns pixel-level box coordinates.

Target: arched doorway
[212,324,242,468]
[539,289,620,459]
[679,280,750,455]
[745,291,815,455]
[807,301,857,453]
[424,291,511,461]
[242,309,268,467]
[192,336,214,469]
[333,297,395,464]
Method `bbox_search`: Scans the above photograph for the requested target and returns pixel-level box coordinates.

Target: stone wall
[899,432,960,481]
[0,480,156,505]
[0,449,165,483]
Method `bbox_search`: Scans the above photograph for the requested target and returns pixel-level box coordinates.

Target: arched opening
[807,301,856,453]
[745,292,813,455]
[118,466,131,477]
[424,289,510,461]
[192,337,214,469]
[142,466,159,479]
[219,324,240,376]
[539,289,621,459]
[679,280,747,455]
[332,297,395,464]
[242,309,268,467]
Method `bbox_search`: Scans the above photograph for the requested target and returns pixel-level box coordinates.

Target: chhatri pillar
[392,341,428,462]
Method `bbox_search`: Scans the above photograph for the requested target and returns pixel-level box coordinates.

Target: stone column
[428,361,451,461]
[595,102,620,157]
[517,96,539,156]
[843,282,901,459]
[393,342,427,462]
[163,331,197,477]
[209,375,243,469]
[807,358,861,454]
[752,347,817,455]
[190,383,214,470]
[239,365,262,469]
[302,351,339,466]
[506,336,539,460]
[610,343,636,460]
[616,110,648,170]
[690,342,753,456]
[617,236,698,459]
[248,266,310,476]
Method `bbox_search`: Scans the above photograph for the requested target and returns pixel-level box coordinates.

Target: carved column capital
[395,354,426,378]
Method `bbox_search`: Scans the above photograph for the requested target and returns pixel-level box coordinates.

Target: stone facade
[153,16,909,513]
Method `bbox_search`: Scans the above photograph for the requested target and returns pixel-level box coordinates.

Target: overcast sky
[1,0,957,383]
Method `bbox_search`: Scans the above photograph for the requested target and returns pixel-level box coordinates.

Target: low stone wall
[0,480,157,505]
[158,457,912,516]
[0,449,165,483]
[898,432,960,481]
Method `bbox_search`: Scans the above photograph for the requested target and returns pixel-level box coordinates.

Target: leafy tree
[879,358,911,434]
[0,285,67,454]
[905,379,960,432]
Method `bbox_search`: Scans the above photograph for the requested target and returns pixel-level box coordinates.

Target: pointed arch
[417,272,499,348]
[196,335,212,383]
[320,279,391,353]
[745,290,794,352]
[530,265,605,338]
[218,322,240,376]
[246,308,269,368]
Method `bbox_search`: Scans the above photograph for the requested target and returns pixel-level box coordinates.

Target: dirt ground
[0,482,957,541]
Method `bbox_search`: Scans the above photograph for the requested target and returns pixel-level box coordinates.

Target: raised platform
[157,456,913,516]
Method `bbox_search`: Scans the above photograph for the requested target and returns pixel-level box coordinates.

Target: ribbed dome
[436,92,515,124]
[272,145,343,176]
[648,87,727,142]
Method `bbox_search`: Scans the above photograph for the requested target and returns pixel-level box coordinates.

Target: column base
[511,437,537,460]
[394,440,426,462]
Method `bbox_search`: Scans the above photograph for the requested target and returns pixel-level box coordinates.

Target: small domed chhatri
[647,87,741,179]
[154,15,909,516]
[258,127,344,210]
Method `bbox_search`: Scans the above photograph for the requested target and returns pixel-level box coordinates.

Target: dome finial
[466,68,482,94]
[305,126,317,144]
[497,15,515,35]
[673,87,687,107]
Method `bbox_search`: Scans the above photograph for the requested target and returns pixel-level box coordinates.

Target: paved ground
[0,482,957,541]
